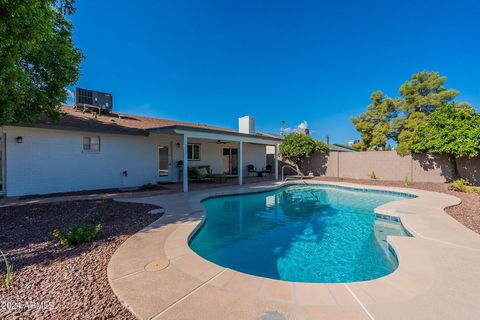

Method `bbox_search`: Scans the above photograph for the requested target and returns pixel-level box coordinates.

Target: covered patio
[148,125,283,192]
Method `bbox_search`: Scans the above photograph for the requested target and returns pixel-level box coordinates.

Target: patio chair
[247,164,267,177]
[263,164,272,174]
[247,164,257,177]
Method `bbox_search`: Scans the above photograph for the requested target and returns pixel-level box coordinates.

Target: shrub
[449,179,478,193]
[368,171,378,180]
[0,250,12,289]
[53,223,102,247]
[139,183,157,191]
[403,175,410,186]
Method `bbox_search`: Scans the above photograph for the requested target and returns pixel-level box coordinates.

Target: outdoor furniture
[189,165,227,183]
[263,164,272,174]
[247,164,266,177]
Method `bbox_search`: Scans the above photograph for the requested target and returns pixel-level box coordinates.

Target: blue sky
[69,0,480,144]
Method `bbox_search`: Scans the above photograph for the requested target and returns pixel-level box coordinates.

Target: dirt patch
[0,200,159,319]
[315,177,480,234]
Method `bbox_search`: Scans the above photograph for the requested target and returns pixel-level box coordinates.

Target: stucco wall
[303,150,480,184]
[4,126,169,196]
[3,127,270,196]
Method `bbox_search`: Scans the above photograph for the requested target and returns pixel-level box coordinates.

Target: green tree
[409,103,480,179]
[0,0,83,125]
[279,133,329,174]
[395,71,458,154]
[351,91,398,151]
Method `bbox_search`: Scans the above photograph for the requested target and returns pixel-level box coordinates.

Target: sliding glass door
[223,148,238,175]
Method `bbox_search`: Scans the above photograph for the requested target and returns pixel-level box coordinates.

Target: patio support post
[183,134,188,192]
[274,144,279,180]
[238,141,243,185]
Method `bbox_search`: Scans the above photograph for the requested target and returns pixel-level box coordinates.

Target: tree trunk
[293,162,303,177]
[450,154,459,181]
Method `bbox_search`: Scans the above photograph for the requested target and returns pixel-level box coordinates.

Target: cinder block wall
[301,150,480,184]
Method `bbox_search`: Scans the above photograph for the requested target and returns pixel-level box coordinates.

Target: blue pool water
[189,185,413,283]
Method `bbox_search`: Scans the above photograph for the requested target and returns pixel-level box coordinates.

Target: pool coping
[107,180,480,320]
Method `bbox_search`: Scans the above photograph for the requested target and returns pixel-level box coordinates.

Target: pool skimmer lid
[145,258,170,272]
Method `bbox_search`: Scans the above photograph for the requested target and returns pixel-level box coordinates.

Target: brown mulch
[0,200,159,319]
[315,177,480,234]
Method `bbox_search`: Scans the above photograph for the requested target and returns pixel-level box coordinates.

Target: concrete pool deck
[107,180,480,320]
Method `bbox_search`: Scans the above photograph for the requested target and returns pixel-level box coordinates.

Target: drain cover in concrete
[257,310,288,320]
[145,258,169,272]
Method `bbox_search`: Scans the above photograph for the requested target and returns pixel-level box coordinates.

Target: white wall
[242,143,267,173]
[4,127,180,196]
[3,127,270,196]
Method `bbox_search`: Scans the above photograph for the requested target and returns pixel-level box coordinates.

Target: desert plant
[0,250,13,289]
[53,223,102,247]
[449,179,478,193]
[368,171,378,180]
[139,183,156,191]
[403,175,410,186]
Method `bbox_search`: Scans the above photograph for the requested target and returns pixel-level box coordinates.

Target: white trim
[274,144,279,180]
[183,134,188,192]
[238,141,243,185]
[174,129,279,145]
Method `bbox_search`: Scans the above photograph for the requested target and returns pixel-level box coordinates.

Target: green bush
[450,179,478,193]
[0,250,12,289]
[53,223,102,247]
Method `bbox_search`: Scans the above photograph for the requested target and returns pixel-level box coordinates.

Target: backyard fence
[269,151,480,185]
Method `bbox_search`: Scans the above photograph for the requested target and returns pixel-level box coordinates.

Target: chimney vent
[238,116,256,135]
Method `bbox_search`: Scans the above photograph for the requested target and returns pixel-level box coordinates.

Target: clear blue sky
[69,0,480,144]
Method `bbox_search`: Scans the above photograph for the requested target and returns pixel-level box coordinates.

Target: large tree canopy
[279,133,329,174]
[409,103,480,177]
[352,71,461,155]
[351,91,398,151]
[0,0,82,125]
[395,71,458,154]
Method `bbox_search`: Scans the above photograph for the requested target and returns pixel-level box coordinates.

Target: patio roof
[148,125,283,144]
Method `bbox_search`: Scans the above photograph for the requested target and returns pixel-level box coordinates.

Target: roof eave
[148,125,284,142]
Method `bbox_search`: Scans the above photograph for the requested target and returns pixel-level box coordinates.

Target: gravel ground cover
[315,177,480,234]
[0,200,159,319]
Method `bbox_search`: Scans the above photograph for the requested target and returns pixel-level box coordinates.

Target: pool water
[189,185,413,283]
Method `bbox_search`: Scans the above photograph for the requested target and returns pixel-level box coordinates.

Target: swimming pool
[189,184,414,283]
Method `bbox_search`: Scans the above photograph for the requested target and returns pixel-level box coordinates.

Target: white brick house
[1,107,282,196]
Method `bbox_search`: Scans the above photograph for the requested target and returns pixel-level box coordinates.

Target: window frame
[83,136,101,152]
[187,143,201,161]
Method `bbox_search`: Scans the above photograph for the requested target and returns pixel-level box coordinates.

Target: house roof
[329,144,358,152]
[14,106,282,141]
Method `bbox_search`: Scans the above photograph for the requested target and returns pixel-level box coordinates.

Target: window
[83,136,101,152]
[187,143,200,160]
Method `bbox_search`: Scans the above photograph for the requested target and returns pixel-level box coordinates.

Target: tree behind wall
[408,103,480,180]
[279,133,329,175]
[394,71,458,155]
[351,91,398,151]
[351,71,459,154]
[0,0,83,125]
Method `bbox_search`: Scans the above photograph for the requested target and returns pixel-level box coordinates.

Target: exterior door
[223,148,238,175]
[158,144,171,182]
